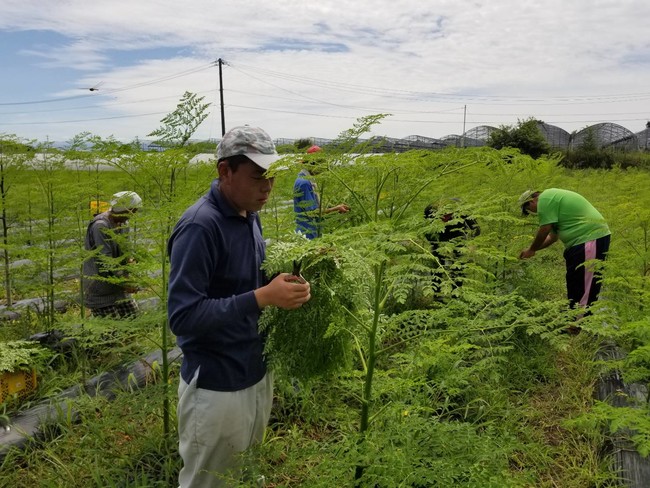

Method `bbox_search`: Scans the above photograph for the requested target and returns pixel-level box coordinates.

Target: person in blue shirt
[168,126,311,487]
[293,145,349,239]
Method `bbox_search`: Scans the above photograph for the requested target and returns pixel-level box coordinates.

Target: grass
[515,335,616,487]
[2,378,181,488]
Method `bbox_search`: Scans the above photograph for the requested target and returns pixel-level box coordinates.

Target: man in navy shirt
[168,126,311,487]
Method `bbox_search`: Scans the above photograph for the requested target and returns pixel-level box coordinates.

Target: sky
[1,0,649,145]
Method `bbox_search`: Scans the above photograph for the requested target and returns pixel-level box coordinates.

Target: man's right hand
[325,204,350,214]
[254,273,311,310]
[519,248,536,259]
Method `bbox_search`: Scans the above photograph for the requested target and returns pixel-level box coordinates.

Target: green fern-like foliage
[260,237,360,382]
[0,340,51,373]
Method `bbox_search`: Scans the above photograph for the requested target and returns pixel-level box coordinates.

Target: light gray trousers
[177,369,274,488]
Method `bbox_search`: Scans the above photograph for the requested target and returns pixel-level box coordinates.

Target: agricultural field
[1,130,650,487]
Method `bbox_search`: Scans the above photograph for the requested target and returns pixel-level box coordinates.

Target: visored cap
[110,191,142,213]
[518,190,537,215]
[216,126,281,170]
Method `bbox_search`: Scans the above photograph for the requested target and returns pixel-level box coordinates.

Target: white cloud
[1,0,649,142]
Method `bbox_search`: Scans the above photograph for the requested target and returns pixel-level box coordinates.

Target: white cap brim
[245,152,282,170]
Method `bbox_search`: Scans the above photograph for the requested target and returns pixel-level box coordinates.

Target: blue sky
[1,0,649,143]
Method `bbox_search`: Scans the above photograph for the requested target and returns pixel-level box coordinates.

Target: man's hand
[520,225,555,260]
[254,273,311,310]
[325,204,350,214]
[519,248,536,260]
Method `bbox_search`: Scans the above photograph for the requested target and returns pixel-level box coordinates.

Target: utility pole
[218,58,226,136]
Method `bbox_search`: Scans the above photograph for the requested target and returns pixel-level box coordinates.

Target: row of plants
[1,116,649,486]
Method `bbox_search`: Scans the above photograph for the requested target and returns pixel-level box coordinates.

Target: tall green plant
[147,91,211,149]
[263,116,481,483]
[112,147,213,440]
[0,136,32,306]
[30,142,77,329]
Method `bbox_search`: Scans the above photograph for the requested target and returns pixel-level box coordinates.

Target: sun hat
[110,191,142,213]
[306,145,322,154]
[517,190,537,215]
[216,126,281,170]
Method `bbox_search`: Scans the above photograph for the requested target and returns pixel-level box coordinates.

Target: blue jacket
[167,179,267,391]
[293,169,320,239]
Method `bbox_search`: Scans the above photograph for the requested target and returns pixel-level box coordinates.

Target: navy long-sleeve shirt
[167,179,267,391]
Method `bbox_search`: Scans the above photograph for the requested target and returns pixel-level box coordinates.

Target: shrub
[488,118,551,159]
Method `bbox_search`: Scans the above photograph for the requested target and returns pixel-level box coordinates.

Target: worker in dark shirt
[425,199,480,291]
[168,126,311,487]
[82,191,142,318]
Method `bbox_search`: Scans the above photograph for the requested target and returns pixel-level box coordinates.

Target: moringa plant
[147,91,211,148]
[0,135,32,306]
[261,115,488,483]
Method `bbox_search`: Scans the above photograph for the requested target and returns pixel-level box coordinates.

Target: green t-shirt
[538,188,610,248]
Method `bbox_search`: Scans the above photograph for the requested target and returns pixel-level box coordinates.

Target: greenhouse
[536,122,571,150]
[635,124,650,151]
[278,121,650,153]
[570,123,639,151]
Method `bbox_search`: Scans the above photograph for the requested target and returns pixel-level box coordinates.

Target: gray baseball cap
[216,126,281,170]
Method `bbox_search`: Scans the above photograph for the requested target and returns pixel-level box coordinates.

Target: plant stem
[355,260,386,482]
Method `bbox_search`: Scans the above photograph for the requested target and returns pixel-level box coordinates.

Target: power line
[225,103,650,129]
[100,62,216,95]
[0,62,216,106]
[4,83,647,125]
[226,103,358,120]
[0,93,185,115]
[230,62,650,105]
[2,98,646,131]
[224,86,650,120]
[1,58,648,135]
[0,111,169,126]
[224,87,466,116]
